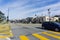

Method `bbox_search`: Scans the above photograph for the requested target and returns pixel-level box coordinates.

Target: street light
[48,8,50,21]
[7,8,9,23]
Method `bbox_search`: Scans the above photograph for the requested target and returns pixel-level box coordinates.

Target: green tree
[0,11,6,23]
[55,20,58,22]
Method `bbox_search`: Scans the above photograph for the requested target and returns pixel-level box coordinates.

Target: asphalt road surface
[10,23,60,40]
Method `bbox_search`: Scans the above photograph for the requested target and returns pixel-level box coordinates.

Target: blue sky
[0,0,60,20]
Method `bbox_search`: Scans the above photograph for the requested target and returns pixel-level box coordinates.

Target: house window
[47,18,49,20]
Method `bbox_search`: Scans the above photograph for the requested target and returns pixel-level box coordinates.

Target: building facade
[39,16,59,22]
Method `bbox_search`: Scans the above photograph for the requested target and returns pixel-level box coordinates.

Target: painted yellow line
[19,35,29,40]
[0,31,11,34]
[0,36,8,38]
[47,31,60,34]
[42,32,60,39]
[0,31,13,38]
[32,33,49,40]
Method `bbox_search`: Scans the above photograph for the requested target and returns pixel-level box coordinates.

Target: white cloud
[25,2,60,17]
[0,0,29,19]
[0,0,60,20]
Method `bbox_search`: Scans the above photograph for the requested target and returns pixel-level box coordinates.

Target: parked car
[42,22,60,31]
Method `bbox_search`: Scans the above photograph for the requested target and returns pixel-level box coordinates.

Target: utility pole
[7,8,9,23]
[41,13,43,23]
[35,14,37,17]
[48,8,51,22]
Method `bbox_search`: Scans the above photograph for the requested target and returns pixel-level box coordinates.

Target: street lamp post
[7,8,9,23]
[48,8,51,22]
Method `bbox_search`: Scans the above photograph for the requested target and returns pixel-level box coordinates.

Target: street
[0,0,60,40]
[10,23,60,40]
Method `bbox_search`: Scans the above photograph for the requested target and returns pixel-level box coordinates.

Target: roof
[54,15,60,17]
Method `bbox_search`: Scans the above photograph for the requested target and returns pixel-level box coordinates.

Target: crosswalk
[0,24,13,38]
[19,35,29,40]
[19,31,60,40]
[0,36,10,40]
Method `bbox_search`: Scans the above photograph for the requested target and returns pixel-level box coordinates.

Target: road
[10,23,60,40]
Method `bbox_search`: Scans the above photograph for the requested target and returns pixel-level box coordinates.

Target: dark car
[42,22,60,31]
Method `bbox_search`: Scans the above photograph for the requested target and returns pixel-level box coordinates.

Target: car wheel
[55,28,59,32]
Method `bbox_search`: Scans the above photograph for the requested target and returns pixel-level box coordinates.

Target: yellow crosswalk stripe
[42,32,60,39]
[0,36,8,38]
[32,33,49,40]
[0,36,10,40]
[0,24,13,38]
[19,35,29,40]
[47,31,60,34]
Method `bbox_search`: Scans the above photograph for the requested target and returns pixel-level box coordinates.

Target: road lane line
[19,35,29,40]
[32,33,49,40]
[42,32,60,39]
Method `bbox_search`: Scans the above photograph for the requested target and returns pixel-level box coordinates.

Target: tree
[0,11,6,23]
[26,17,33,23]
[31,18,37,23]
[55,20,59,22]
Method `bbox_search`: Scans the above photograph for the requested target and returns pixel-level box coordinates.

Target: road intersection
[10,23,60,40]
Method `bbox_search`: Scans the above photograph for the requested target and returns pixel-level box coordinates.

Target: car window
[48,22,54,26]
[54,22,60,26]
[44,22,48,25]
